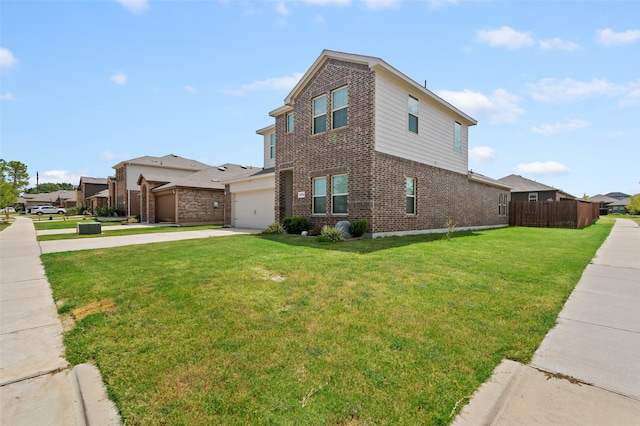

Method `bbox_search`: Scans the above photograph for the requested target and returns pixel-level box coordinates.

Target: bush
[262,222,286,235]
[318,225,344,243]
[66,206,86,216]
[309,225,323,236]
[282,216,310,234]
[349,219,368,238]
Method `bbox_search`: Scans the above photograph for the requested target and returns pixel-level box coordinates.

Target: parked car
[31,205,66,215]
[29,204,47,213]
[1,207,16,213]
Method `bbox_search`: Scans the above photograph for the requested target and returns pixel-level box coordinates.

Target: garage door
[233,189,274,229]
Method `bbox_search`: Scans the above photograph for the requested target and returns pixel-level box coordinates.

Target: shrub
[66,206,86,216]
[318,225,344,243]
[349,219,368,238]
[262,222,286,235]
[309,225,323,236]
[444,218,457,241]
[282,216,310,234]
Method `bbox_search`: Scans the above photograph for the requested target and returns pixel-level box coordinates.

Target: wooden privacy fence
[509,200,600,229]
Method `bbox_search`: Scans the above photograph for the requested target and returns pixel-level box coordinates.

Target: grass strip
[42,220,613,425]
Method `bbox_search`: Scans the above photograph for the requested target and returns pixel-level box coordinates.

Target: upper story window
[269,133,276,159]
[454,121,462,151]
[408,95,419,134]
[406,177,416,215]
[313,95,327,134]
[332,86,348,129]
[332,174,348,214]
[287,113,294,133]
[528,192,538,202]
[313,177,327,215]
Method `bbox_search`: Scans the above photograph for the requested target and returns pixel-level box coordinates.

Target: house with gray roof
[498,174,576,202]
[77,176,108,210]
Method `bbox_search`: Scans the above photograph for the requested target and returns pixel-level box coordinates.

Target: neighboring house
[86,189,109,214]
[498,174,576,202]
[137,163,263,226]
[261,50,510,237]
[112,154,211,218]
[605,192,631,201]
[21,190,76,211]
[589,194,619,214]
[77,176,108,209]
[609,197,631,214]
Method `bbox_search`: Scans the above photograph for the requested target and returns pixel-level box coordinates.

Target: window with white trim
[528,192,538,202]
[313,177,327,214]
[332,86,348,129]
[332,174,348,214]
[269,133,276,159]
[408,95,419,134]
[454,121,462,151]
[313,95,327,134]
[286,113,294,133]
[406,177,416,214]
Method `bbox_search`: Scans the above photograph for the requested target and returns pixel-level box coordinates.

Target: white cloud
[32,170,84,186]
[223,72,304,96]
[0,47,19,70]
[116,0,149,14]
[362,0,403,10]
[469,146,495,163]
[437,88,524,124]
[539,38,582,51]
[527,77,626,102]
[1,92,15,100]
[619,81,640,107]
[276,1,291,16]
[531,119,589,136]
[476,26,535,50]
[514,161,570,176]
[184,85,197,94]
[110,72,127,85]
[596,28,640,46]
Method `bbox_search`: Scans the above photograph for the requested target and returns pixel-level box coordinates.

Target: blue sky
[1,0,639,198]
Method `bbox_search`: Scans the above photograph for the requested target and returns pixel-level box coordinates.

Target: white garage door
[233,189,274,229]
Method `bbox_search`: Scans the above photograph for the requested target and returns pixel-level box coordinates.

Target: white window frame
[406,177,416,215]
[269,133,276,159]
[286,113,294,133]
[454,121,462,151]
[331,174,348,215]
[408,95,419,134]
[313,95,327,134]
[312,177,327,215]
[528,192,538,202]
[332,86,348,130]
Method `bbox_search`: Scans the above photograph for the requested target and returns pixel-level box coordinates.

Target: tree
[628,194,640,215]
[25,182,74,194]
[0,181,18,209]
[0,159,29,193]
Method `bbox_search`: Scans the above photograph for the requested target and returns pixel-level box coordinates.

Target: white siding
[374,69,469,174]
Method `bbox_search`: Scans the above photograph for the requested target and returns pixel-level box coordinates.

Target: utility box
[77,222,101,235]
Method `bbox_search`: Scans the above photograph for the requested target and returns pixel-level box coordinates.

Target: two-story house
[76,176,108,210]
[258,50,509,237]
[112,154,211,218]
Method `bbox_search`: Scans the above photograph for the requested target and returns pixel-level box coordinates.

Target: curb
[70,364,122,426]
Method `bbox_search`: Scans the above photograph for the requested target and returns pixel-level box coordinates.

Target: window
[313,95,327,134]
[332,175,348,214]
[269,133,276,159]
[332,86,348,129]
[499,193,507,216]
[528,192,538,202]
[287,113,294,133]
[454,121,462,151]
[408,95,419,133]
[313,177,327,214]
[406,177,416,214]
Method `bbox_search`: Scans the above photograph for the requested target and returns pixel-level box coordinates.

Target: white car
[1,207,16,213]
[31,205,66,215]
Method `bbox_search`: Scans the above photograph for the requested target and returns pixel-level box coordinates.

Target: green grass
[37,224,223,241]
[32,216,116,230]
[42,221,613,425]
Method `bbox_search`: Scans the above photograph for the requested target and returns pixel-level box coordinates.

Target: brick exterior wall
[176,188,226,225]
[273,57,508,235]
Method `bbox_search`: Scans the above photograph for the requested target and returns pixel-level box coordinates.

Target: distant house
[498,174,576,202]
[589,194,618,214]
[259,50,509,237]
[137,163,262,226]
[21,190,76,212]
[86,189,109,214]
[605,192,631,201]
[112,154,211,218]
[77,176,108,210]
[609,198,630,214]
[589,193,631,214]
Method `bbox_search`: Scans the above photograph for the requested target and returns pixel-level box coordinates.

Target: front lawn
[42,221,612,425]
[37,224,222,241]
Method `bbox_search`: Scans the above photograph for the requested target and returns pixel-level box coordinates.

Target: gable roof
[588,194,618,204]
[498,174,576,198]
[151,164,262,192]
[22,190,76,203]
[468,171,512,190]
[605,192,631,199]
[79,176,108,185]
[87,189,109,199]
[112,154,211,172]
[270,50,477,126]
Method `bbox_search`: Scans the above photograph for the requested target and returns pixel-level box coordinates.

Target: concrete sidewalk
[1,217,121,425]
[453,218,640,425]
